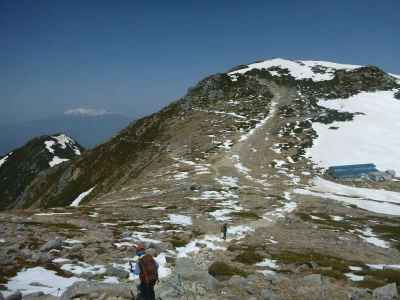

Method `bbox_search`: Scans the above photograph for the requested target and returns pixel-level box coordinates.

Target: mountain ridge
[2,58,400,299]
[5,58,398,210]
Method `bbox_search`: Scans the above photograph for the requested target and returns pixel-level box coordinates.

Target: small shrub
[232,211,260,220]
[233,249,264,264]
[169,236,189,248]
[208,261,248,279]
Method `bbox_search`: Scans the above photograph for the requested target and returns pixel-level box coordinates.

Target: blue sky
[0,0,398,122]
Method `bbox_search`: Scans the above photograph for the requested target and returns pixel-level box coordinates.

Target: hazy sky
[1,0,398,123]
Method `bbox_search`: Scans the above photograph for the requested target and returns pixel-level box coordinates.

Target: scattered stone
[176,258,217,290]
[19,249,33,259]
[40,239,63,252]
[105,266,129,279]
[261,288,281,300]
[69,244,83,252]
[228,275,248,289]
[350,288,373,300]
[302,274,323,286]
[373,283,398,300]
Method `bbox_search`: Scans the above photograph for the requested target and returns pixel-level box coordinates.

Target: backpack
[138,254,158,284]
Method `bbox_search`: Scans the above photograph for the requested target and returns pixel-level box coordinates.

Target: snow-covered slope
[229,58,361,81]
[306,90,400,173]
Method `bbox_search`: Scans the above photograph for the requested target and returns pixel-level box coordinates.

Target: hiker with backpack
[221,223,228,240]
[130,243,159,300]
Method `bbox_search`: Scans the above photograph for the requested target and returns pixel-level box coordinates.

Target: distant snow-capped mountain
[0,112,133,155]
[0,134,84,209]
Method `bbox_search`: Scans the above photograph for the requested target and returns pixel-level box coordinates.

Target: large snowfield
[307,90,400,174]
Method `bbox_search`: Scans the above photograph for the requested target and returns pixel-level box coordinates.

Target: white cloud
[64,108,111,117]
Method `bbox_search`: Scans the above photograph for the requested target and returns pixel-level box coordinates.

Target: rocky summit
[1,58,400,299]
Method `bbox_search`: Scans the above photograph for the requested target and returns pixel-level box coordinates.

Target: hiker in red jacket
[130,243,159,300]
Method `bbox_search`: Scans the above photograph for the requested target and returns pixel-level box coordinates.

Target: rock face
[0,134,83,210]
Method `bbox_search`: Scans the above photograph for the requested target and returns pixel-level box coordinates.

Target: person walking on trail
[130,243,159,300]
[222,223,228,240]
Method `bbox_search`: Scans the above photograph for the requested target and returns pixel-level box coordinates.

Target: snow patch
[0,152,12,168]
[209,209,234,221]
[356,227,390,249]
[123,231,162,244]
[229,58,360,82]
[216,176,239,188]
[367,264,400,270]
[256,258,279,270]
[5,267,84,296]
[61,262,106,275]
[165,214,192,226]
[174,172,189,180]
[34,212,72,216]
[70,187,95,207]
[307,91,400,174]
[49,156,70,167]
[176,235,226,258]
[345,272,364,282]
[349,266,363,271]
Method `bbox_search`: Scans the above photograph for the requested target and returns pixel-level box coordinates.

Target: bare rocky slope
[1,59,400,299]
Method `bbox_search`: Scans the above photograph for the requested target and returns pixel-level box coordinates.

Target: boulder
[261,288,281,300]
[69,244,83,252]
[175,258,217,290]
[302,274,323,286]
[60,281,135,300]
[105,266,129,279]
[373,283,398,300]
[40,239,63,252]
[5,291,22,300]
[0,291,4,300]
[228,275,248,289]
[19,249,33,260]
